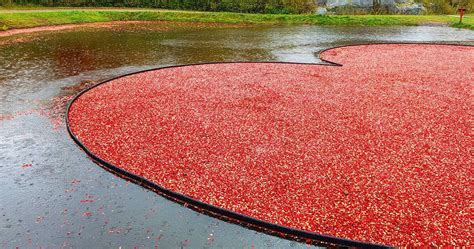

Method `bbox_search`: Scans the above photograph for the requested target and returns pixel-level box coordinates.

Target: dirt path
[0,21,159,37]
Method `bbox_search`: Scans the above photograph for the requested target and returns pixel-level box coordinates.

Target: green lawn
[0,8,472,31]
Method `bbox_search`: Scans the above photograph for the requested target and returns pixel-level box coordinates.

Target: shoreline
[0,9,472,34]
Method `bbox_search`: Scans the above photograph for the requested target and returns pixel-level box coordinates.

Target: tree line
[0,0,316,13]
[1,0,472,13]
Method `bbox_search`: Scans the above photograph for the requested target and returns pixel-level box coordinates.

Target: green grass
[0,9,472,31]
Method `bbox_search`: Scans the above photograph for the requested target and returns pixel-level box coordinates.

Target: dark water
[1,23,473,248]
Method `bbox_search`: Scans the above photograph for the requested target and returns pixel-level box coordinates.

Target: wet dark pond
[1,23,473,248]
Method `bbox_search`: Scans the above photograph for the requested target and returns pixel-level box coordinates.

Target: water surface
[1,23,473,248]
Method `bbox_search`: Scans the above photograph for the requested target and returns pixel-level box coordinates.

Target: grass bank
[0,9,472,31]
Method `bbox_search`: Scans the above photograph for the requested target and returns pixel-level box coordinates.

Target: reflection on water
[0,23,473,248]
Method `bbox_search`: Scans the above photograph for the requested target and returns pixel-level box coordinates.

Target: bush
[423,0,455,13]
[420,0,473,14]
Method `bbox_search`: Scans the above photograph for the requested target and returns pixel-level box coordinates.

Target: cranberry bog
[67,44,473,247]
